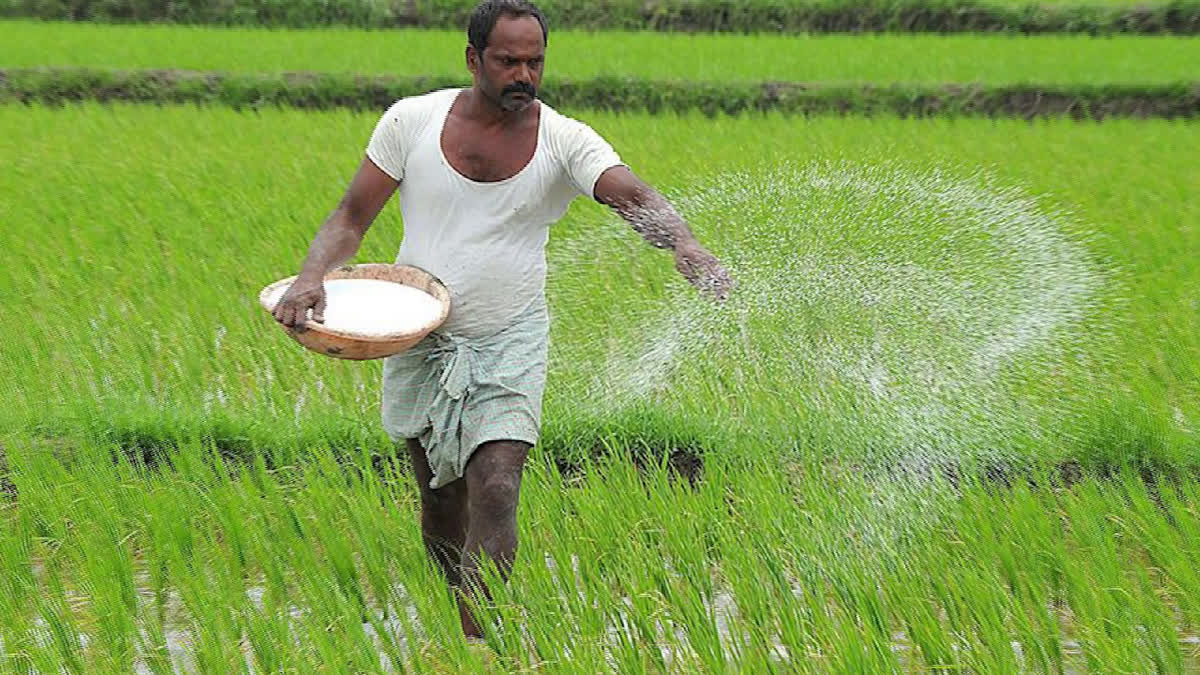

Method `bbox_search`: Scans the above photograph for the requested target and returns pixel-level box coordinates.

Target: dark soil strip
[10,425,1200,505]
[4,1,1199,34]
[3,68,1199,119]
[0,442,13,499]
[551,446,707,487]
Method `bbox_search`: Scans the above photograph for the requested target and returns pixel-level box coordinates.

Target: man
[272,0,732,639]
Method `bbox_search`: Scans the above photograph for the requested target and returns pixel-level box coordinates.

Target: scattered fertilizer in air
[551,160,1115,470]
[264,278,442,336]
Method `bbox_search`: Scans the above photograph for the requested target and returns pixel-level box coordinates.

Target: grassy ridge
[4,22,1200,85]
[3,0,1199,33]
[0,103,1196,469]
[2,435,1199,671]
[5,68,1198,118]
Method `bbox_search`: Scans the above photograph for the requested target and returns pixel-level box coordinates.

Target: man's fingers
[705,265,734,302]
[283,302,305,331]
[312,294,326,323]
[675,247,732,301]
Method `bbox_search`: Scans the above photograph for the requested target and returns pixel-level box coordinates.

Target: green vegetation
[2,432,1199,671]
[1,103,1196,470]
[4,22,1200,84]
[3,0,1198,32]
[3,9,1198,670]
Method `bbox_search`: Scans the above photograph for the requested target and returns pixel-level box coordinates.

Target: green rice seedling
[509,463,607,663]
[1102,471,1191,672]
[133,586,176,675]
[163,535,243,672]
[972,482,1065,672]
[711,500,789,665]
[1059,478,1143,671]
[301,451,371,613]
[342,465,402,621]
[1126,550,1183,673]
[1156,483,1200,635]
[30,552,86,674]
[241,599,292,674]
[0,507,35,656]
[44,447,138,671]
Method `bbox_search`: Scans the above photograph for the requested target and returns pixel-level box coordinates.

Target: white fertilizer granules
[265,278,444,336]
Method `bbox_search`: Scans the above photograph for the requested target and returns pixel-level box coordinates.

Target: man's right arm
[272,157,399,330]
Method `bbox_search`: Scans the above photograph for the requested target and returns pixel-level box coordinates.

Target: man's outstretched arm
[593,166,733,300]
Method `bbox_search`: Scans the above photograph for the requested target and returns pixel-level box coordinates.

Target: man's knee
[466,440,530,520]
[475,472,522,517]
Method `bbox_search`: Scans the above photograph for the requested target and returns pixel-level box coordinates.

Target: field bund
[3,22,1199,117]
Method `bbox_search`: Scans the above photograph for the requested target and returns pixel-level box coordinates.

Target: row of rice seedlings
[4,21,1200,85]
[3,432,1199,672]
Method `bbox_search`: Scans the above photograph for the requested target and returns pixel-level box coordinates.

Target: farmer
[271,0,733,639]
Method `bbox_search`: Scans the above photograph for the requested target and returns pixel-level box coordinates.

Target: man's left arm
[593,166,734,301]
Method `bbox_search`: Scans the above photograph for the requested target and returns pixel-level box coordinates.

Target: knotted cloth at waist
[381,303,550,489]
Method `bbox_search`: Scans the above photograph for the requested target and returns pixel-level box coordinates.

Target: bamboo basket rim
[258,263,450,343]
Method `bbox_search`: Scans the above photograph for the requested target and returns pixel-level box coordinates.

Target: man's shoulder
[539,101,587,132]
[383,88,460,121]
[540,103,608,154]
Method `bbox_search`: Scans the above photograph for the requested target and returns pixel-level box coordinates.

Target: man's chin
[501,95,534,112]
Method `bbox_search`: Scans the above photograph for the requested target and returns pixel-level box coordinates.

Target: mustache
[502,81,536,98]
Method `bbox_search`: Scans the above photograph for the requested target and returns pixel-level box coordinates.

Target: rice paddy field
[3,16,1200,675]
[3,22,1199,85]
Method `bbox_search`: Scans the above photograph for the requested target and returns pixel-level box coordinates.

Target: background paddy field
[3,22,1198,85]
[6,0,1198,33]
[7,22,1200,84]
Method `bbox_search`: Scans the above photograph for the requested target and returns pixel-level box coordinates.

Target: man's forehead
[485,14,545,53]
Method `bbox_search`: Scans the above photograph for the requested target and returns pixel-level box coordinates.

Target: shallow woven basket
[259,263,450,361]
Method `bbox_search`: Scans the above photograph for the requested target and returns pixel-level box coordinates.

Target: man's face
[467,14,545,113]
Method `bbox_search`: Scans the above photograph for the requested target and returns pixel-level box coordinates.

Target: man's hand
[674,239,733,301]
[593,167,734,301]
[272,275,326,332]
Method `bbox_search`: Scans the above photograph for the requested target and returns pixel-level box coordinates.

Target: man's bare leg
[405,439,469,587]
[458,439,531,639]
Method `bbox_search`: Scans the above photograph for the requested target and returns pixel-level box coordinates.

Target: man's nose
[516,62,532,83]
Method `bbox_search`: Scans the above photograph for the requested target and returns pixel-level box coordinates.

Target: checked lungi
[381,302,549,489]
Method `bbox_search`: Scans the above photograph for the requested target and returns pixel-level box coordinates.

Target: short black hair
[467,0,548,52]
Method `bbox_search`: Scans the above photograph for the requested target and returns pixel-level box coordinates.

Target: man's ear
[465,45,480,76]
